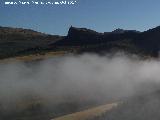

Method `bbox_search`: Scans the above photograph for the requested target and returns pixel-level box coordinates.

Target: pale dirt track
[51,103,118,120]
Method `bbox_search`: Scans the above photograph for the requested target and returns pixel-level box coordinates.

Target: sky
[0,0,160,35]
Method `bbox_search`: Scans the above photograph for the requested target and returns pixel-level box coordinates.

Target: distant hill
[0,26,63,59]
[0,26,45,36]
[1,25,160,59]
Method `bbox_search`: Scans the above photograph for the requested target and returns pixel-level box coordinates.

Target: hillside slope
[0,26,63,59]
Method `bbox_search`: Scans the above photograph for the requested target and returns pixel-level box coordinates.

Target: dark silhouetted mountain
[1,25,160,59]
[54,26,103,46]
[53,26,141,55]
[53,26,160,57]
[54,27,139,46]
[134,26,160,56]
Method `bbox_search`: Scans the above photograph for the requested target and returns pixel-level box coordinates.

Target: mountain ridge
[53,26,160,57]
[1,25,160,59]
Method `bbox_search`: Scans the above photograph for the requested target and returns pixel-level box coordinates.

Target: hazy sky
[0,0,160,35]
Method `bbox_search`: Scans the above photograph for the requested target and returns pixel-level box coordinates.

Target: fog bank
[0,53,160,110]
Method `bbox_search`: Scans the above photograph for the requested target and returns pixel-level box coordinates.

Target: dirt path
[51,103,118,120]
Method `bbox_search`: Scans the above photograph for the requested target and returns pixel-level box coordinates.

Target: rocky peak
[112,28,126,34]
[67,26,102,38]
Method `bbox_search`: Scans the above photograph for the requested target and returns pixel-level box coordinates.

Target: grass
[0,51,67,63]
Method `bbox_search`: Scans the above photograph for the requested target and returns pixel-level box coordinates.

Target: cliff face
[55,26,140,46]
[67,26,101,37]
[54,27,104,46]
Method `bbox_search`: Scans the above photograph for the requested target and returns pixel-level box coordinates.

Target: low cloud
[0,53,160,111]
